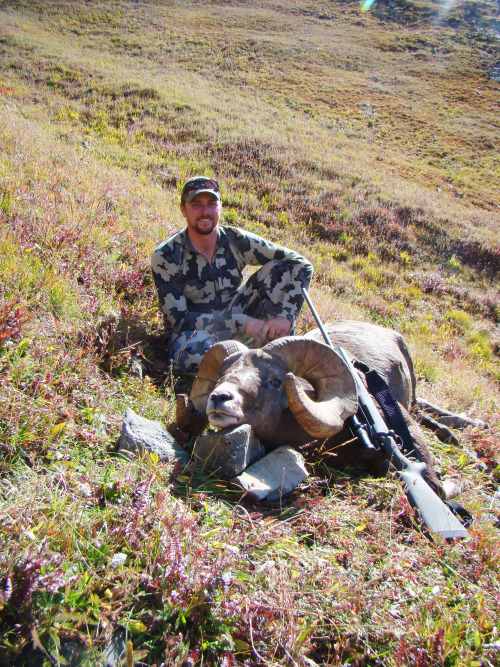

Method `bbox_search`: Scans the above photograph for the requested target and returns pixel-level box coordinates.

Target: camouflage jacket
[151,225,312,337]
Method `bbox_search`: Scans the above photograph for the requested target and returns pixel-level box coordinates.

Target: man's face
[181,192,221,236]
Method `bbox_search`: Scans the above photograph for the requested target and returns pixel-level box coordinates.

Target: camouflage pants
[168,260,312,373]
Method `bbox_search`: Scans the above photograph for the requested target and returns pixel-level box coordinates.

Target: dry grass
[0,0,499,664]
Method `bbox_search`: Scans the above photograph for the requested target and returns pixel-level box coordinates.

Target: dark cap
[181,177,221,203]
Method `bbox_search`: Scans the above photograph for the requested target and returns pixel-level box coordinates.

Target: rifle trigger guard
[378,429,403,449]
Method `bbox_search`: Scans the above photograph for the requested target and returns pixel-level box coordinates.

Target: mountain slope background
[0,0,499,665]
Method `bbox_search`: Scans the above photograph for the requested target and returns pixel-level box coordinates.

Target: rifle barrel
[301,289,333,349]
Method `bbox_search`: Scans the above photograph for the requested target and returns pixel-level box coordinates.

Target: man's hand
[261,317,291,344]
[244,316,291,346]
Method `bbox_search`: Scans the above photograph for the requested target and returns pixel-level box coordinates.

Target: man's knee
[169,331,218,374]
[252,260,312,290]
[263,263,311,307]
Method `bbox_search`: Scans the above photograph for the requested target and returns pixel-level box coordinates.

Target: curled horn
[176,340,248,435]
[263,337,358,438]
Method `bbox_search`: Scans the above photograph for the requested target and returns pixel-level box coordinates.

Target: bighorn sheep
[176,322,448,496]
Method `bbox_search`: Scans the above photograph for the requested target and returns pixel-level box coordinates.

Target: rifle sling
[352,360,416,457]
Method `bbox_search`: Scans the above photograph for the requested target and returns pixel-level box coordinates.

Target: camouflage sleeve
[197,310,247,337]
[227,226,313,271]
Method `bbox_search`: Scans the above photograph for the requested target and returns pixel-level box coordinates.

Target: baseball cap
[181,177,221,203]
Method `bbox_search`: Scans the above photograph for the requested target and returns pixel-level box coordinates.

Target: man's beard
[194,218,217,235]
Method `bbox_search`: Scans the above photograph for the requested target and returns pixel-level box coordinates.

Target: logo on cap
[181,177,220,203]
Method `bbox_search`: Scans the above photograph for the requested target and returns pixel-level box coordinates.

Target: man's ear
[180,202,186,218]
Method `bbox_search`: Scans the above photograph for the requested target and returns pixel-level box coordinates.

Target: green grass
[0,0,499,664]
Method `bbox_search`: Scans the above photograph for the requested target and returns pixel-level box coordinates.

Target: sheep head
[176,337,358,448]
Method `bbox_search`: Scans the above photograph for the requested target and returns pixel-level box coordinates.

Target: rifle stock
[301,289,469,540]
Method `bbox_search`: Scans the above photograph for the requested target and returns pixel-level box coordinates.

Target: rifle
[301,288,469,540]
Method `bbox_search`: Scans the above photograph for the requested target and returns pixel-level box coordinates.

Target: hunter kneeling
[151,176,313,374]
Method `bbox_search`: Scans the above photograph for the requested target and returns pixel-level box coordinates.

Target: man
[151,176,313,373]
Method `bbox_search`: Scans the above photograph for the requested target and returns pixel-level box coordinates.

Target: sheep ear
[190,340,248,413]
[175,394,207,436]
[176,393,193,429]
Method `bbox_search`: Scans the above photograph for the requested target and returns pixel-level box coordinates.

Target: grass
[0,0,499,664]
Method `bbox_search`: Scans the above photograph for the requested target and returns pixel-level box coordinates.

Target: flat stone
[118,408,189,464]
[193,424,265,479]
[232,446,308,501]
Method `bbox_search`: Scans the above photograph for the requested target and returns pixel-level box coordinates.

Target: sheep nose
[211,390,234,407]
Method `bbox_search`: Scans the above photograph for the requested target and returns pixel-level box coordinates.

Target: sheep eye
[269,378,282,389]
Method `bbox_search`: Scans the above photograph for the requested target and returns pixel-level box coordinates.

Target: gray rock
[232,446,308,501]
[193,424,265,479]
[442,477,463,499]
[118,408,189,464]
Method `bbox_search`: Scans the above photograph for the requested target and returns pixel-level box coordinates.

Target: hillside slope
[0,1,499,665]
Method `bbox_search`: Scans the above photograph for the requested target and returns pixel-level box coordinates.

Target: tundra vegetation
[0,0,499,665]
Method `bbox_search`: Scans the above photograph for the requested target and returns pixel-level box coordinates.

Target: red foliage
[0,300,31,345]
